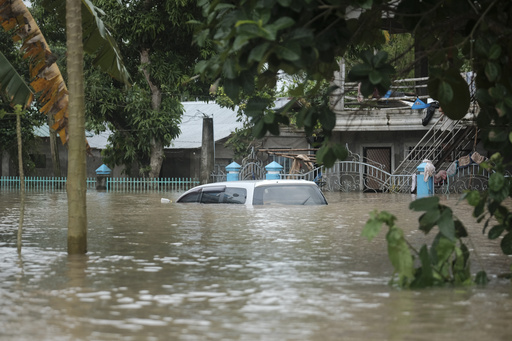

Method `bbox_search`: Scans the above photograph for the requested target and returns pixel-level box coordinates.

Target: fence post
[95,164,112,190]
[416,161,434,197]
[226,162,241,181]
[265,161,283,180]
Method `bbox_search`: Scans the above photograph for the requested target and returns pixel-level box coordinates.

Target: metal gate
[239,148,266,180]
[363,147,391,192]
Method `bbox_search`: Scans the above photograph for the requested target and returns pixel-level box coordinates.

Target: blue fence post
[226,162,241,181]
[417,162,434,197]
[95,164,112,190]
[265,161,283,180]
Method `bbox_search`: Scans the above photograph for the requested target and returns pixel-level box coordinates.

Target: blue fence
[0,176,199,192]
[106,177,199,192]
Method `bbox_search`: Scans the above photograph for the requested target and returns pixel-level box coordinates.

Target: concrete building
[1,100,308,179]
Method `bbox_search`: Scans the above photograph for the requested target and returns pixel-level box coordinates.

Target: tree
[0,53,34,252]
[0,0,129,147]
[0,24,44,176]
[192,0,512,284]
[88,0,210,178]
[0,0,130,254]
[192,0,511,163]
[66,0,87,254]
[0,48,40,175]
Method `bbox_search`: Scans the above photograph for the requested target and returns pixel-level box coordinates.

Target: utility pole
[200,116,214,184]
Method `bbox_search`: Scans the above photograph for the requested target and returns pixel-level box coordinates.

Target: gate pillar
[265,161,283,180]
[226,162,241,181]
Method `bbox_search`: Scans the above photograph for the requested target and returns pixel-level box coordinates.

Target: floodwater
[1,190,512,341]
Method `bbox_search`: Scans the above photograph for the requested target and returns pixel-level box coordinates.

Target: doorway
[363,147,391,192]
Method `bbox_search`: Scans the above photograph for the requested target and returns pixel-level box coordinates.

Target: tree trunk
[16,109,25,253]
[66,0,87,254]
[148,138,164,178]
[48,114,62,178]
[140,47,164,179]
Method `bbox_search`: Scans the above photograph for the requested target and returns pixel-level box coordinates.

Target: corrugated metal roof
[168,101,242,149]
[33,124,49,138]
[32,101,243,150]
[87,130,111,149]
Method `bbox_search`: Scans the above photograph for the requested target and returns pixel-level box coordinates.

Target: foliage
[0,0,130,145]
[214,85,277,160]
[0,106,42,175]
[192,0,512,164]
[0,52,34,108]
[99,85,183,176]
[191,0,388,166]
[363,196,488,289]
[31,0,130,84]
[380,33,416,79]
[465,154,512,257]
[0,30,43,175]
[78,0,210,175]
[192,0,512,284]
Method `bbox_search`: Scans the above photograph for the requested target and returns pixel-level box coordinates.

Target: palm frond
[0,52,34,108]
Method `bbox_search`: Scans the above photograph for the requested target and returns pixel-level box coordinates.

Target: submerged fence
[106,177,199,192]
[0,176,199,192]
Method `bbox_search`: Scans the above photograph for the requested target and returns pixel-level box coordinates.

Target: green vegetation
[363,196,488,288]
[192,0,512,286]
[0,31,43,175]
[85,0,210,177]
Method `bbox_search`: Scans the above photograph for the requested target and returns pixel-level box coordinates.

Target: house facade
[2,80,488,193]
[162,100,309,180]
[3,101,307,180]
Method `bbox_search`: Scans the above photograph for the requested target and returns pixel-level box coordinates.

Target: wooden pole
[16,107,25,252]
[200,116,214,184]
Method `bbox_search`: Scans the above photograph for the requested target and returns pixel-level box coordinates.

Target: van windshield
[252,185,327,205]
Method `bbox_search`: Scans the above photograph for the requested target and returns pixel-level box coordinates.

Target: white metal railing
[392,116,477,176]
[279,159,489,194]
[331,77,431,110]
[280,161,412,193]
[332,72,476,111]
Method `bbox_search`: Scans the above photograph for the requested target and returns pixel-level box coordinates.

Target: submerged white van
[175,179,327,206]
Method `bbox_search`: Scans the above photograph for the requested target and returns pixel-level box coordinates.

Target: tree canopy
[192,0,512,166]
[82,0,211,176]
[191,0,512,283]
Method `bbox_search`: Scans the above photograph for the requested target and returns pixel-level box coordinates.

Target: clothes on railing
[458,151,487,168]
[434,170,447,184]
[422,159,436,182]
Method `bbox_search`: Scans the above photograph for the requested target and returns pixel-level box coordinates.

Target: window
[177,190,201,203]
[177,186,246,204]
[220,187,246,204]
[253,185,327,205]
[201,190,223,203]
[200,186,246,204]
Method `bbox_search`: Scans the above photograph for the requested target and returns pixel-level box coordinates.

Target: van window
[177,190,201,203]
[253,185,327,205]
[221,187,246,204]
[200,187,246,204]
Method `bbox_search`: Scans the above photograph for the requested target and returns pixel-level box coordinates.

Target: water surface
[1,190,511,340]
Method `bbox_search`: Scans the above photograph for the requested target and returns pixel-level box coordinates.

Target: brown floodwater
[1,190,511,340]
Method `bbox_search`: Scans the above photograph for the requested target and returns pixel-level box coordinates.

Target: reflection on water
[1,190,512,340]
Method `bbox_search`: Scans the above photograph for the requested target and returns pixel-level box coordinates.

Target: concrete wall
[162,137,233,179]
[1,137,130,178]
[335,130,426,171]
[334,130,489,172]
